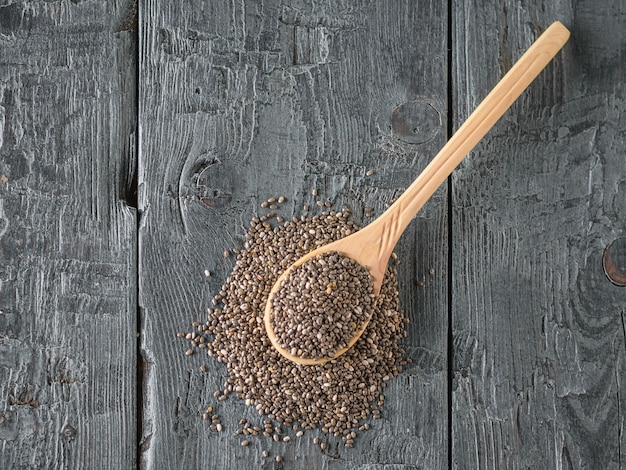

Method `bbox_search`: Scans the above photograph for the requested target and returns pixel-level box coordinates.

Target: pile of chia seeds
[179,205,409,452]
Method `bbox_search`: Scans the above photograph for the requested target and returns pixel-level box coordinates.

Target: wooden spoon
[264,21,570,365]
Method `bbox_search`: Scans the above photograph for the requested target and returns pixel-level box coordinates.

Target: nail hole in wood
[603,237,626,286]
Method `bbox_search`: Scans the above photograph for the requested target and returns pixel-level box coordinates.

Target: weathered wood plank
[452,2,626,468]
[139,0,448,468]
[0,2,137,469]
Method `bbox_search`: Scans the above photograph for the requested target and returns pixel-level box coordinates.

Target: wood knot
[390,99,440,144]
[193,158,233,209]
[61,424,77,439]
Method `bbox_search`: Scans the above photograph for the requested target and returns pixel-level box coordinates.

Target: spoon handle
[380,21,570,248]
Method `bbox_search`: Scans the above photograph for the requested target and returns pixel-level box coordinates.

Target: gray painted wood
[0,2,137,470]
[138,0,448,468]
[1,1,623,468]
[452,2,626,469]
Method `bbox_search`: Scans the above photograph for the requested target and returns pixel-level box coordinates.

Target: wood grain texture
[0,1,138,469]
[5,1,621,468]
[452,1,626,468]
[138,0,448,468]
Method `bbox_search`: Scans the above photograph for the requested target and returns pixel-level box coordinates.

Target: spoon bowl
[265,21,570,366]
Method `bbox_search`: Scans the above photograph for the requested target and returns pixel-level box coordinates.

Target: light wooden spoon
[265,21,570,365]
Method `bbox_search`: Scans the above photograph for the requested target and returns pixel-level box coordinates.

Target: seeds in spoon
[269,251,374,360]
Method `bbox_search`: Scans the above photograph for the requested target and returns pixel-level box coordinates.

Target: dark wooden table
[1,1,625,468]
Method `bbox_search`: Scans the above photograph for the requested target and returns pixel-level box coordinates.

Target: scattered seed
[176,332,185,338]
[278,196,286,203]
[216,423,223,432]
[224,250,231,258]
[185,349,193,356]
[296,430,304,437]
[261,201,269,208]
[241,440,249,446]
[199,365,207,372]
[283,436,290,442]
[180,209,408,448]
[429,267,436,275]
[311,188,318,196]
[276,455,283,462]
[204,270,211,277]
[316,200,324,207]
[366,169,375,176]
[262,450,269,458]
